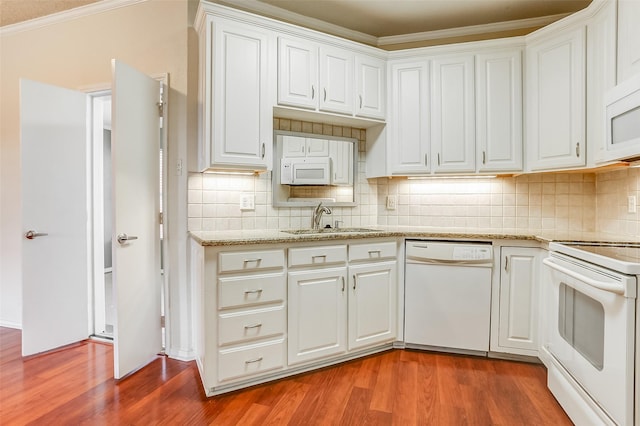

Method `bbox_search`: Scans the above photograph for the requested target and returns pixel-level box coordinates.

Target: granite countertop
[189,226,638,247]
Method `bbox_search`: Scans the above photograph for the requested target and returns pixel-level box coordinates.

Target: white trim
[0,320,22,330]
[377,13,571,46]
[0,0,147,36]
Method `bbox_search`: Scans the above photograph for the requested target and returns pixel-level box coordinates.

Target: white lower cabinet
[491,246,541,357]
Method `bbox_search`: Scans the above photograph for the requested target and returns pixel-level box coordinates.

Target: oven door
[543,253,636,425]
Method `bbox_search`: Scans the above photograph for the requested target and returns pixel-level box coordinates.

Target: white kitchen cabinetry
[476,49,523,172]
[347,241,397,351]
[319,46,354,114]
[389,60,431,174]
[329,140,353,185]
[526,25,586,171]
[196,16,274,171]
[355,55,386,120]
[617,0,640,83]
[492,246,540,356]
[281,135,329,158]
[431,54,476,173]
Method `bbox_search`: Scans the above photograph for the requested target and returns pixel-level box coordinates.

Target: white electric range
[544,241,640,426]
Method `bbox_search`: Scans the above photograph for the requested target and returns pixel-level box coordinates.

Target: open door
[20,79,90,356]
[20,61,163,379]
[111,60,162,379]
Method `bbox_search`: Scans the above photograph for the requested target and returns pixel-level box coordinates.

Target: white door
[111,60,162,379]
[21,79,90,356]
[319,46,353,114]
[355,54,386,120]
[278,37,318,110]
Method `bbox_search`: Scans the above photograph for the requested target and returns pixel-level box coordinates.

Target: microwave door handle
[542,258,625,295]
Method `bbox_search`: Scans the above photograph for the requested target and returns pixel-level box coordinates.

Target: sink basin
[282,228,380,235]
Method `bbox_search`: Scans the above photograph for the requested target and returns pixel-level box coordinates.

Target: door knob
[117,233,138,244]
[24,230,48,240]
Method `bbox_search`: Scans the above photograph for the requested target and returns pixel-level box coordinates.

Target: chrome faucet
[312,202,332,230]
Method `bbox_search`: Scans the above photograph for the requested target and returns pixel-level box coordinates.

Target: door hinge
[159,212,164,225]
[160,315,165,328]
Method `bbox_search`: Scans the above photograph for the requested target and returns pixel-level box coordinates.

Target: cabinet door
[476,49,523,172]
[319,46,354,114]
[526,27,585,171]
[329,140,353,185]
[389,61,431,174]
[348,261,397,351]
[617,0,640,83]
[288,267,347,365]
[432,55,476,173]
[498,247,540,354]
[281,135,307,157]
[355,54,386,120]
[306,138,329,157]
[212,21,272,169]
[278,37,318,110]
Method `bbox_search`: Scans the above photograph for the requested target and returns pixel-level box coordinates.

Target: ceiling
[1,0,592,46]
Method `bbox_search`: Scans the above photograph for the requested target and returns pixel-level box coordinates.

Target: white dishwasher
[404,240,493,355]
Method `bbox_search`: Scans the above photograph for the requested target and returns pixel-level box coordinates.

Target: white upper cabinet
[526,25,586,171]
[319,46,354,114]
[355,55,386,120]
[431,54,476,173]
[617,0,640,83]
[389,60,431,174]
[278,37,318,110]
[329,140,353,185]
[476,49,523,172]
[197,17,274,171]
[281,135,329,157]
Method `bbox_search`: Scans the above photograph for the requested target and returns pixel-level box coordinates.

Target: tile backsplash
[188,118,640,239]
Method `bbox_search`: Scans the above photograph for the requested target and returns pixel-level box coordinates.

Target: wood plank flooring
[0,327,571,425]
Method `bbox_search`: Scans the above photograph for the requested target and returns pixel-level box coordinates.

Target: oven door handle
[543,258,625,295]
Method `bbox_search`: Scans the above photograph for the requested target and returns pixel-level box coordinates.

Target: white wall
[0,0,194,357]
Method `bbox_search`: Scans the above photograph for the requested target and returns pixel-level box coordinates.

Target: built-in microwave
[602,73,640,162]
[280,157,331,185]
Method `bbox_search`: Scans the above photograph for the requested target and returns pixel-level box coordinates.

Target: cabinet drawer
[218,339,285,382]
[218,306,285,346]
[349,241,396,262]
[288,245,347,268]
[218,272,285,309]
[219,249,285,273]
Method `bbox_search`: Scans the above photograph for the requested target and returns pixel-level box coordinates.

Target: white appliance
[543,242,640,426]
[602,73,640,163]
[404,241,493,354]
[280,157,331,185]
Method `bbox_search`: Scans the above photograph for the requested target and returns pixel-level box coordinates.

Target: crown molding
[377,13,571,46]
[0,0,147,36]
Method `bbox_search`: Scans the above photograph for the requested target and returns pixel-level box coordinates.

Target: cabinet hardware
[261,143,265,159]
[437,153,441,166]
[323,88,327,101]
[341,276,345,292]
[243,258,262,263]
[312,254,327,262]
[244,289,263,294]
[424,154,428,166]
[24,230,48,240]
[245,357,263,364]
[368,250,381,257]
[311,85,315,99]
[244,323,262,329]
[117,233,138,244]
[575,142,580,157]
[353,274,357,290]
[504,256,509,272]
[359,95,363,109]
[482,151,486,165]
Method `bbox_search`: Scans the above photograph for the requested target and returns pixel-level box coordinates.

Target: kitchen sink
[282,227,380,235]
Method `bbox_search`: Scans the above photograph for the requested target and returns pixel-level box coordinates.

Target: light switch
[240,193,255,211]
[628,195,637,214]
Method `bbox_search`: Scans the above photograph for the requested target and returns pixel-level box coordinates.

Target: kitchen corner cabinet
[389,60,431,174]
[431,54,476,173]
[476,49,523,172]
[197,17,274,171]
[526,25,586,171]
[617,0,640,83]
[492,246,540,356]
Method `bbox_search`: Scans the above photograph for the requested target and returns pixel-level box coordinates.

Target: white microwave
[280,157,331,185]
[603,73,640,162]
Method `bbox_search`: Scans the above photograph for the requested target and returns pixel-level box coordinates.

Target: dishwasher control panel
[452,246,492,261]
[406,241,493,265]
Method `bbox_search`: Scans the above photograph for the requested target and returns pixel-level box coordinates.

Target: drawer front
[218,339,285,382]
[218,306,285,346]
[219,249,285,273]
[218,272,285,309]
[349,241,397,262]
[288,245,347,268]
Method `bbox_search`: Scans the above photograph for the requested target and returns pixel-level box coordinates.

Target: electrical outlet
[386,195,397,210]
[240,193,255,211]
[175,159,183,176]
[628,195,637,214]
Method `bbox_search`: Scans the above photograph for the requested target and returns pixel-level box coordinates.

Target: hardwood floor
[0,327,571,425]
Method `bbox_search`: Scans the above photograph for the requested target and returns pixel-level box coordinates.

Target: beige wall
[0,0,192,354]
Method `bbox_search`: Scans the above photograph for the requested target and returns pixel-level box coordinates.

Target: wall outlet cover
[240,193,255,211]
[386,195,397,210]
[628,195,637,214]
